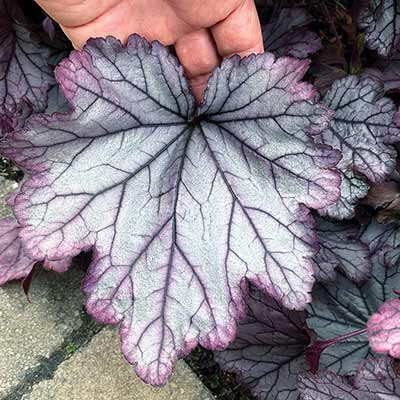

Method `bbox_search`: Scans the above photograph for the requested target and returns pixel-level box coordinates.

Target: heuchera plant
[0,1,400,398]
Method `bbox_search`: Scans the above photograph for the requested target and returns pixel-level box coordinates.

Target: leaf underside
[1,35,341,385]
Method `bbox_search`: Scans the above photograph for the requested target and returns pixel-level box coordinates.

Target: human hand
[35,0,264,102]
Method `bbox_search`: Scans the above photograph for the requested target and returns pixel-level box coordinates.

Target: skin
[35,0,264,102]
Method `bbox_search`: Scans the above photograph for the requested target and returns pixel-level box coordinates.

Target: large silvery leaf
[367,299,400,357]
[214,286,310,400]
[262,8,322,59]
[1,35,341,385]
[0,0,55,115]
[359,0,400,57]
[317,76,400,219]
[297,357,399,400]
[307,248,400,374]
[313,217,371,283]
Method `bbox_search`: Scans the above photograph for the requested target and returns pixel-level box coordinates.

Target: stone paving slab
[0,267,88,397]
[24,328,213,400]
[0,269,214,400]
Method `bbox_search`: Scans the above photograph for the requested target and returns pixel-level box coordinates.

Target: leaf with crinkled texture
[364,53,400,92]
[313,217,371,283]
[0,217,35,284]
[214,286,310,400]
[262,8,321,59]
[367,299,400,357]
[321,170,369,221]
[359,0,400,57]
[309,44,348,96]
[0,0,55,115]
[353,357,400,399]
[0,100,32,136]
[307,242,400,374]
[1,35,341,385]
[297,370,376,400]
[0,179,72,284]
[317,76,400,219]
[0,220,70,284]
[360,219,400,267]
[0,216,72,283]
[297,357,399,400]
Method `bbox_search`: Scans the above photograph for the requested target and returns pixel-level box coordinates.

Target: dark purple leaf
[0,0,24,24]
[316,76,400,219]
[1,35,341,385]
[309,45,348,96]
[367,298,400,357]
[263,8,322,58]
[313,217,371,283]
[214,286,310,400]
[297,370,376,400]
[297,357,399,399]
[364,53,400,91]
[352,356,400,398]
[0,0,55,114]
[307,242,400,374]
[22,262,36,300]
[0,99,32,136]
[36,19,72,67]
[359,219,400,267]
[359,0,400,57]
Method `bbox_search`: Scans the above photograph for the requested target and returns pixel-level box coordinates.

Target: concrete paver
[24,328,214,400]
[0,268,87,396]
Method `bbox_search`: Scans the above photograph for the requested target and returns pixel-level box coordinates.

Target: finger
[175,29,220,103]
[34,0,120,28]
[35,0,184,49]
[211,0,264,58]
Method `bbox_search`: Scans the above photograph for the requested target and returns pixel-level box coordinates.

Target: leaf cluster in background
[0,1,399,399]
